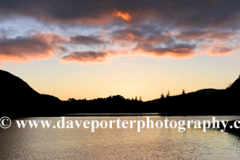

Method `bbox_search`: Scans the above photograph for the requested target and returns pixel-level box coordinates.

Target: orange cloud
[127,33,135,39]
[32,33,65,43]
[210,43,236,55]
[197,41,239,56]
[134,43,196,58]
[0,33,64,64]
[62,51,107,63]
[113,10,132,21]
[61,50,129,64]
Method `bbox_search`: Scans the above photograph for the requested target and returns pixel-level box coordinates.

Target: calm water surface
[1,116,240,159]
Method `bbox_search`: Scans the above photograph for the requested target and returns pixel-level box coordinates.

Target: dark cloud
[0,0,239,63]
[176,30,234,41]
[109,29,144,48]
[0,28,8,38]
[70,35,105,45]
[0,33,63,62]
[62,51,108,62]
[0,0,240,29]
[109,25,188,57]
[136,43,196,57]
[212,46,232,54]
[110,25,174,46]
[211,44,234,55]
[0,0,113,24]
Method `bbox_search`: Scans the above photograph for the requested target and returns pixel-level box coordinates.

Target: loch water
[1,116,240,159]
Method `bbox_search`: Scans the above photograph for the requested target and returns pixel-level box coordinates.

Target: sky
[0,0,240,101]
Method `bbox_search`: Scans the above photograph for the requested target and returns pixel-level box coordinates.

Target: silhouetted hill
[188,88,221,95]
[227,76,240,91]
[154,76,240,115]
[0,69,154,116]
[66,75,240,115]
[0,70,62,117]
[147,88,222,104]
[1,69,240,116]
[0,70,39,101]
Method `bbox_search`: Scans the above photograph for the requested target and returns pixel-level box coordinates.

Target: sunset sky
[1,0,240,101]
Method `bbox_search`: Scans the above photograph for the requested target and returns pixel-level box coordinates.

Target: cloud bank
[0,0,239,64]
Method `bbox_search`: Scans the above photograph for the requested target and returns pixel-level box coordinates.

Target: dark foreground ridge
[1,69,240,117]
[0,70,62,117]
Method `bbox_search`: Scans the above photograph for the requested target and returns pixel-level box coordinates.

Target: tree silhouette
[161,93,165,99]
[182,89,185,95]
[68,98,76,102]
[166,91,170,98]
[139,96,142,102]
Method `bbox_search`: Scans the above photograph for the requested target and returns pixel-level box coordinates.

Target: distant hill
[188,88,222,95]
[154,76,240,115]
[147,88,222,104]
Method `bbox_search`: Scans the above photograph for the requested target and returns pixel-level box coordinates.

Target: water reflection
[0,116,240,159]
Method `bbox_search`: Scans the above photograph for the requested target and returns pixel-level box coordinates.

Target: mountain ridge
[1,69,240,116]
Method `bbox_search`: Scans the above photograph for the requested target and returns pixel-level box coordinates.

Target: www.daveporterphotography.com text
[2,117,238,132]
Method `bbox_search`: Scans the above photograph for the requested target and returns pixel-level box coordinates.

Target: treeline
[156,87,240,115]
[64,95,156,113]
